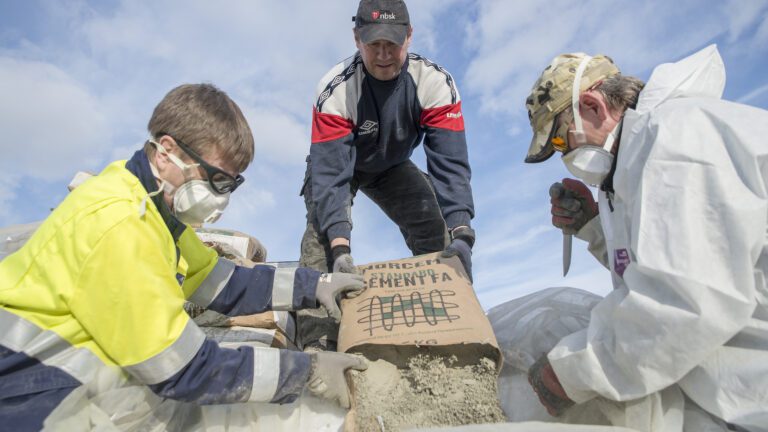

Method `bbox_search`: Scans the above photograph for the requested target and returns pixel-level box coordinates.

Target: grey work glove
[549,179,598,235]
[316,272,365,322]
[331,245,359,274]
[441,226,475,282]
[308,352,368,409]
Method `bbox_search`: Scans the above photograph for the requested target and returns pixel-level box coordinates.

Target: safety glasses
[549,108,574,153]
[160,133,245,194]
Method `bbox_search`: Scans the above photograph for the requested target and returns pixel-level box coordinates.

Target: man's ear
[578,91,610,122]
[153,135,176,169]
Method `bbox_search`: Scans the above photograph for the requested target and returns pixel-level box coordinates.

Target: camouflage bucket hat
[525,53,620,163]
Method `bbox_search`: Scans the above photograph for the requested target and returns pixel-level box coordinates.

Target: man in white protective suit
[519,45,768,432]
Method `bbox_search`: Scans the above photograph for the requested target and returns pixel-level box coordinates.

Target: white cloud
[476,223,551,258]
[737,82,768,104]
[109,142,145,163]
[725,0,768,43]
[461,0,734,124]
[753,7,768,49]
[75,1,355,88]
[0,57,110,180]
[243,107,309,166]
[217,182,276,224]
[80,3,175,61]
[0,176,19,222]
[404,0,463,54]
[476,264,610,310]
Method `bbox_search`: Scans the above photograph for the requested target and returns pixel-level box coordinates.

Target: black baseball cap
[354,0,410,45]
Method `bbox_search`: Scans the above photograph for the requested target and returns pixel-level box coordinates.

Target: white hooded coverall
[549,45,768,431]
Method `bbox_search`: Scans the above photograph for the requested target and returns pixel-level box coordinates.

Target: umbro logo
[446,112,462,119]
[359,120,379,135]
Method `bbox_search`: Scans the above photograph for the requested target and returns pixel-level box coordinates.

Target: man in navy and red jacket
[298,0,476,350]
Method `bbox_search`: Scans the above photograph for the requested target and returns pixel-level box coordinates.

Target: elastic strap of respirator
[570,56,592,147]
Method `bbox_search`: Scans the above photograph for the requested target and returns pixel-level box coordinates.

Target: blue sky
[1,0,767,309]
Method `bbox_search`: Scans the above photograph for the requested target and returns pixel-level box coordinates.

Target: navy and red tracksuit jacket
[309,52,475,241]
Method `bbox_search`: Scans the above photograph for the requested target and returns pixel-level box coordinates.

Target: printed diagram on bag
[356,290,460,336]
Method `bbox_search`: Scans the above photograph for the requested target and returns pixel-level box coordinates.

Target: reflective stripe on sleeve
[248,346,281,402]
[188,258,236,308]
[0,308,105,384]
[271,267,297,311]
[270,349,312,404]
[123,318,206,385]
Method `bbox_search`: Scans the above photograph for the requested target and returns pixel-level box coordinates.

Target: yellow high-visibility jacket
[0,150,318,430]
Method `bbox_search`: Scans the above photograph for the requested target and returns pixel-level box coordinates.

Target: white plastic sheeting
[484,287,739,432]
[412,422,640,432]
[43,359,347,432]
[487,287,611,426]
[0,221,42,261]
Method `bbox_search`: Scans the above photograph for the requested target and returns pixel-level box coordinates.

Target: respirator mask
[149,139,233,225]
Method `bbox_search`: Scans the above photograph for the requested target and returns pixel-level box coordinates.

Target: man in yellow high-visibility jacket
[0,83,366,431]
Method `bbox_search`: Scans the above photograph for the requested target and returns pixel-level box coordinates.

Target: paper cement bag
[338,253,501,365]
[194,227,268,262]
[187,307,297,350]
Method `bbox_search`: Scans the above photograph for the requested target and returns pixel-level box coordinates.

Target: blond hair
[146,83,254,172]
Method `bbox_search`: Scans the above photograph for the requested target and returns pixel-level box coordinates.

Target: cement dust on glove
[315,272,366,322]
[308,352,368,409]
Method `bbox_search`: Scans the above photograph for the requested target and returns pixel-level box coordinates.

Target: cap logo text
[371,10,396,20]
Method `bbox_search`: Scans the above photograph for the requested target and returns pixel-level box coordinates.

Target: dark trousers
[297,158,449,349]
[300,158,449,271]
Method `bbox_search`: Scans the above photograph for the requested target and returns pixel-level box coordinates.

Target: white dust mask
[149,140,230,225]
[172,180,229,225]
[561,121,621,186]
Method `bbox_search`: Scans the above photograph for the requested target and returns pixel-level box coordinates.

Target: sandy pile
[349,353,506,431]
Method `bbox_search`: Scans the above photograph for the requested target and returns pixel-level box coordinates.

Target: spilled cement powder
[349,354,506,431]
